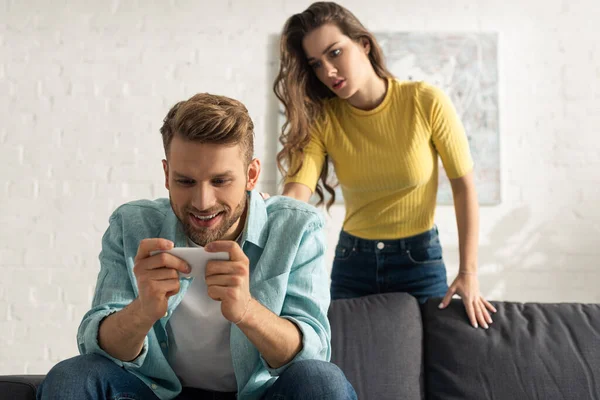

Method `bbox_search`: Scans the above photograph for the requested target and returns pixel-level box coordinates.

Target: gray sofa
[2,293,599,399]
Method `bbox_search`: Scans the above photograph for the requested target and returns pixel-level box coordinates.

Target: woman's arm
[450,171,479,274]
[283,182,312,202]
[439,171,497,329]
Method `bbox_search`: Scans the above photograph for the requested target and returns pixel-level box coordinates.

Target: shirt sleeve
[261,215,331,376]
[421,83,474,179]
[283,125,327,193]
[77,210,149,370]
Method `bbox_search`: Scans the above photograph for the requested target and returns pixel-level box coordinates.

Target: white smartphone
[149,247,229,279]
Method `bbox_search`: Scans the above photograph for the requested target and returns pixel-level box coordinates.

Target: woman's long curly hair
[274,1,393,208]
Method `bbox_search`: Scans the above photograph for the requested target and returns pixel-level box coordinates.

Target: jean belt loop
[429,226,439,246]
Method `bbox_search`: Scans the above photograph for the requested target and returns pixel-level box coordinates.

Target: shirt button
[151,383,158,390]
[377,242,385,250]
[164,311,168,318]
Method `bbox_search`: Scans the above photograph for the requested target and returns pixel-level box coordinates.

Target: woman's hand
[439,273,497,329]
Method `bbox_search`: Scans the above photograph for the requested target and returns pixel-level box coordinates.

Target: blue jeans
[37,354,356,400]
[331,227,449,304]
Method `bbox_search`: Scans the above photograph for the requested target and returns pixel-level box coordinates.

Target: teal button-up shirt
[77,190,331,400]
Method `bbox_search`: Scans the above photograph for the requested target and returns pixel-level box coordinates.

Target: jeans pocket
[334,244,354,261]
[406,245,443,265]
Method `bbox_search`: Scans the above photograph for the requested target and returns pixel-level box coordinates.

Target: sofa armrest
[328,292,425,400]
[0,375,45,400]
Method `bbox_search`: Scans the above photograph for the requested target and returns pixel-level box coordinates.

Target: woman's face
[302,23,373,100]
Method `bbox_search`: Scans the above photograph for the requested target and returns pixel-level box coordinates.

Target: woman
[273,2,496,328]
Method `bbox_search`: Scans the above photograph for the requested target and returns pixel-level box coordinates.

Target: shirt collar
[241,190,268,249]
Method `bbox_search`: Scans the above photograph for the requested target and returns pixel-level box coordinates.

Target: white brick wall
[1,0,599,374]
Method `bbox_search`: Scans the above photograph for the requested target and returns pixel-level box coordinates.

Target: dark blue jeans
[37,354,356,400]
[331,227,449,304]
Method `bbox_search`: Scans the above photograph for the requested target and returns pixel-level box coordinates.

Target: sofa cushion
[328,292,424,400]
[0,375,45,400]
[422,299,600,400]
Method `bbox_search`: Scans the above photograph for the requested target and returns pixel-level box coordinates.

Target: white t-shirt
[167,237,241,391]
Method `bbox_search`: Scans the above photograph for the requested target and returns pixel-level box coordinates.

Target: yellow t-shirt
[285,79,474,240]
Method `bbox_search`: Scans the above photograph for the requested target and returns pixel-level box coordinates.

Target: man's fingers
[205,240,245,261]
[135,238,174,262]
[142,278,180,298]
[161,279,181,298]
[206,274,244,288]
[134,253,190,281]
[207,285,228,302]
[145,267,179,282]
[206,260,247,278]
[145,252,190,273]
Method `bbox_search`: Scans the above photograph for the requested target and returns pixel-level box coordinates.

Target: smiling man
[37,94,356,400]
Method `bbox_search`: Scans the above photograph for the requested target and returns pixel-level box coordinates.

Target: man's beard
[171,194,247,247]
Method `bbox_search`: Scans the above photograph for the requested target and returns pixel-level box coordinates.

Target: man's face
[163,134,260,246]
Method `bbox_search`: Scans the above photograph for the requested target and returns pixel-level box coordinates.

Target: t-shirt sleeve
[283,124,327,193]
[420,83,474,179]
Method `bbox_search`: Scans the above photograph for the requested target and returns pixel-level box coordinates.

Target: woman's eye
[331,49,341,57]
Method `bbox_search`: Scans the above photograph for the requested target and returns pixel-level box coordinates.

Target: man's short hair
[160,93,254,166]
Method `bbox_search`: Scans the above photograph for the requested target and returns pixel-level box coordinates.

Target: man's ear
[162,159,170,190]
[245,158,261,191]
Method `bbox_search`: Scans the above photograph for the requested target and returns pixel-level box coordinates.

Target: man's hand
[205,241,252,323]
[205,240,304,368]
[98,238,190,362]
[133,238,191,324]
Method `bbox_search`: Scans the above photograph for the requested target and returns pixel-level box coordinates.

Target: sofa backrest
[328,292,424,400]
[422,299,600,400]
